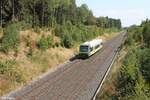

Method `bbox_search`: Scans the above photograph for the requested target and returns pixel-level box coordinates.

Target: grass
[0,47,74,95]
[96,47,127,100]
[0,60,26,95]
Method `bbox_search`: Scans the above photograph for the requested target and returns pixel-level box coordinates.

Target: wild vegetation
[96,19,150,100]
[0,0,121,95]
[0,0,121,48]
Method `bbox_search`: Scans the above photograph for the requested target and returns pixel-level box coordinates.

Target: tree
[1,23,20,53]
[62,34,73,48]
[77,4,90,24]
[0,0,3,27]
[139,48,150,83]
[84,11,96,25]
[142,23,150,47]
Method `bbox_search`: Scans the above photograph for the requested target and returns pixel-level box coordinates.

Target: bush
[0,60,25,83]
[62,34,73,48]
[142,24,150,47]
[47,36,53,47]
[117,48,138,97]
[38,36,49,51]
[19,21,32,30]
[1,23,20,53]
[139,48,150,83]
[125,35,135,46]
[55,24,65,38]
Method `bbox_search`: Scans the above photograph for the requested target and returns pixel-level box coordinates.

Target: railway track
[4,32,126,100]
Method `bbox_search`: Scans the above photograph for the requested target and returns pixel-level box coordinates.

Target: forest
[0,0,121,28]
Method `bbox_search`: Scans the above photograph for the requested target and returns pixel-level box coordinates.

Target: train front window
[80,46,89,52]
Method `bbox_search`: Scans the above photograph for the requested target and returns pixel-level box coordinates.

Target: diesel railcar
[79,39,103,58]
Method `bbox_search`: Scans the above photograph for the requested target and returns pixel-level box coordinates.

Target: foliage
[1,0,121,29]
[1,0,121,51]
[112,19,150,100]
[54,22,112,48]
[1,23,20,53]
[37,35,53,50]
[127,25,143,43]
[62,34,73,48]
[96,17,121,29]
[125,34,135,46]
[47,36,53,47]
[142,22,150,47]
[0,60,25,83]
[38,36,49,51]
[117,48,138,97]
[139,48,150,83]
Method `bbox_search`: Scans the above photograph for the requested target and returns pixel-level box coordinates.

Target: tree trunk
[41,1,45,27]
[12,0,15,20]
[33,3,35,28]
[0,0,2,27]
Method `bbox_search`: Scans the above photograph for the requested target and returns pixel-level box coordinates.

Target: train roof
[80,39,103,47]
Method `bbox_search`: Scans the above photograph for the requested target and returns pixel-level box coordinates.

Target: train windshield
[80,45,89,52]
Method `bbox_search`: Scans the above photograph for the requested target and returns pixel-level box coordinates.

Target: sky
[76,0,150,27]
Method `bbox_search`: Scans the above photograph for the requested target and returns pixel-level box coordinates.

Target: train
[79,39,103,58]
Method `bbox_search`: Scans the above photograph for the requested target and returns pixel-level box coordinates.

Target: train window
[80,46,89,52]
[90,47,93,51]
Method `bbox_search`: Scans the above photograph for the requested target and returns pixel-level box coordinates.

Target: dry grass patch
[97,32,120,42]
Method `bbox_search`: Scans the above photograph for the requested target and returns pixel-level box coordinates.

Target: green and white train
[79,39,103,58]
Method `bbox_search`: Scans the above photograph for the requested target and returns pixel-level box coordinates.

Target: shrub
[19,21,32,30]
[1,23,20,53]
[62,34,73,48]
[117,48,138,97]
[47,36,53,47]
[0,60,25,83]
[142,24,150,47]
[38,36,49,51]
[55,24,64,38]
[139,48,150,83]
[125,36,135,46]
